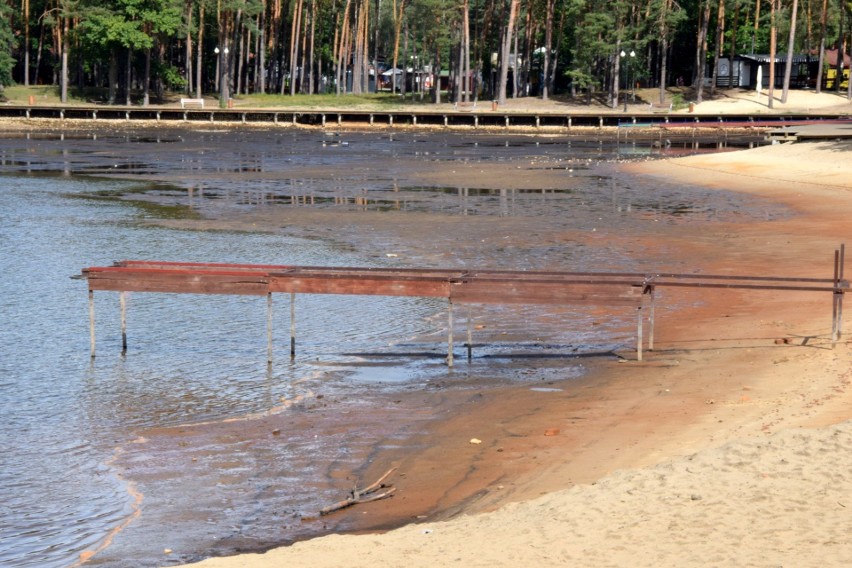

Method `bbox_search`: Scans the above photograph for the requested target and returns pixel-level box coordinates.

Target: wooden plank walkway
[79,251,847,365]
[5,103,851,131]
[768,121,852,141]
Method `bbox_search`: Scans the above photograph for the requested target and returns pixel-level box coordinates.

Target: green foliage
[5,0,832,102]
[0,1,15,87]
[670,90,686,109]
[564,68,599,91]
[237,92,408,108]
[158,63,187,90]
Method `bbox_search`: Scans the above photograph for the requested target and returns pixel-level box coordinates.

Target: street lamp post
[620,49,635,111]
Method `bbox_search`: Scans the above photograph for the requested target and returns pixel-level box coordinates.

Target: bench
[648,102,672,113]
[180,98,205,109]
[453,101,477,111]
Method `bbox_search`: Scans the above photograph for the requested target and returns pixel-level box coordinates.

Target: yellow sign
[825,68,849,89]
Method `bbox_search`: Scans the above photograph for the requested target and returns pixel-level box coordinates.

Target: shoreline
[173,140,852,567]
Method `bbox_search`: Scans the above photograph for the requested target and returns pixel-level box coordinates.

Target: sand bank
[174,136,852,567]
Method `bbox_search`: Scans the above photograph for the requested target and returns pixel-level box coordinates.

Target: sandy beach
[167,96,852,567]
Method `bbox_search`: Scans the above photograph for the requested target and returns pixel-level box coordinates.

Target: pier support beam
[637,306,643,361]
[89,290,96,358]
[267,293,273,363]
[447,299,454,367]
[647,285,656,351]
[466,307,473,361]
[290,292,296,359]
[120,291,127,354]
[832,244,846,346]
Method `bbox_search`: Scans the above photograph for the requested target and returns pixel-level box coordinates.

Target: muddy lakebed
[0,125,789,567]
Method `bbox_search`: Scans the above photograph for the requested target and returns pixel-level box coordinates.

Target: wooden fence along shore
[78,246,846,366]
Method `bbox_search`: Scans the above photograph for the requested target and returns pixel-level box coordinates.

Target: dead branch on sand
[320,467,398,516]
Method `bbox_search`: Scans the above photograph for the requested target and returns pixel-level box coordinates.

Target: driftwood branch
[320,467,398,516]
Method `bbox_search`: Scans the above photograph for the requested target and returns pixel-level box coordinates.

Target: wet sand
[174,140,852,567]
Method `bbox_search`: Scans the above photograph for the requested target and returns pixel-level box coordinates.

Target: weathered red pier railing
[78,247,846,365]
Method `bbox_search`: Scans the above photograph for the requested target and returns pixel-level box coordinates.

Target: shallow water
[0,129,788,567]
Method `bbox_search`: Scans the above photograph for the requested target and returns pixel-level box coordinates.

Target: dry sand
[174,99,852,566]
[443,87,852,116]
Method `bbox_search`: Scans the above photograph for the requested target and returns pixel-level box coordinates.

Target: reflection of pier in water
[79,249,846,367]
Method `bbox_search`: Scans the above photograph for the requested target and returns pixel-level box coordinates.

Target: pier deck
[79,253,847,365]
[3,104,850,133]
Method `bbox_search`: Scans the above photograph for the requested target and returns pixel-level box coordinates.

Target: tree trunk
[258,5,266,93]
[781,0,799,102]
[236,26,245,95]
[659,0,672,103]
[308,0,316,93]
[108,49,117,104]
[60,15,69,103]
[694,0,711,103]
[497,0,519,105]
[219,12,232,106]
[391,0,406,93]
[542,0,554,99]
[361,0,370,93]
[815,0,828,92]
[728,0,739,87]
[834,7,845,93]
[549,9,564,96]
[333,15,342,93]
[613,38,621,109]
[289,0,303,95]
[768,0,777,108]
[196,1,204,99]
[125,47,132,105]
[432,42,441,103]
[299,5,308,93]
[185,1,193,94]
[463,0,470,102]
[143,46,151,106]
[511,9,520,98]
[352,2,362,93]
[35,16,45,85]
[752,0,761,53]
[711,0,725,96]
[23,0,30,86]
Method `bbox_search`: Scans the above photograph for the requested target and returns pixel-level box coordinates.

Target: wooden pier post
[838,244,845,339]
[89,290,96,358]
[648,286,656,351]
[447,299,454,367]
[120,291,127,354]
[267,293,273,364]
[832,249,839,346]
[290,293,296,359]
[833,244,846,346]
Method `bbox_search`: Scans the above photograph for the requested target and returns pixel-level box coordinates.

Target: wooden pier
[3,103,850,133]
[79,249,846,365]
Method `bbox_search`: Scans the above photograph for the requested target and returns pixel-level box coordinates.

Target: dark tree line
[1,0,850,105]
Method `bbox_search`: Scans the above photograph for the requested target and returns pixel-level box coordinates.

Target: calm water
[0,129,786,567]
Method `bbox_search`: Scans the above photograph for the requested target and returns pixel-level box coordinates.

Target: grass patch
[670,91,687,110]
[2,85,440,110]
[238,92,396,108]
